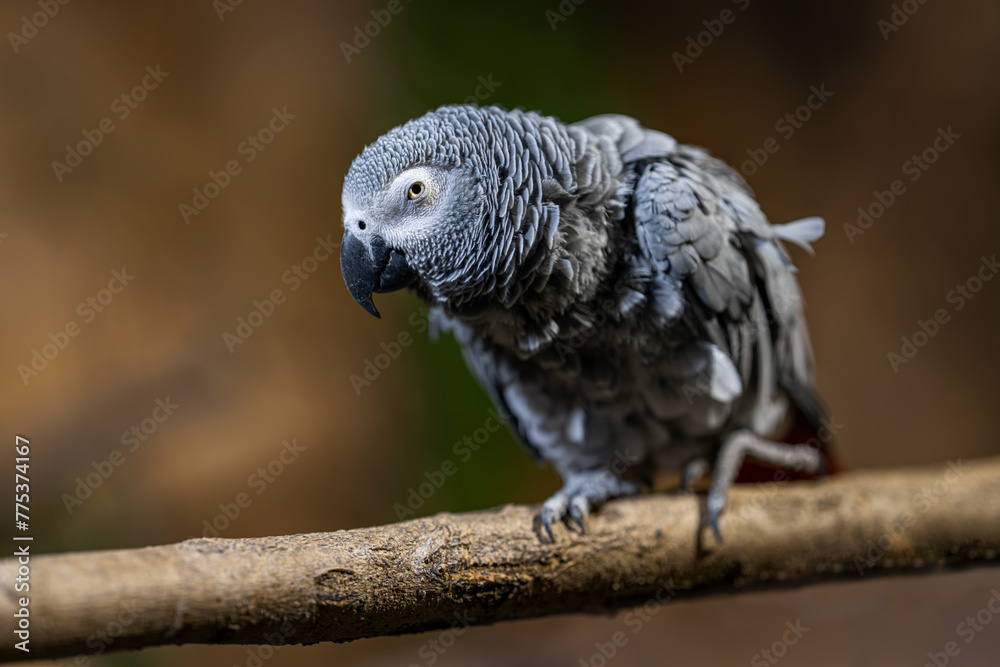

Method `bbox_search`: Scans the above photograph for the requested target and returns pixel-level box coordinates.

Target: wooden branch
[3,458,999,662]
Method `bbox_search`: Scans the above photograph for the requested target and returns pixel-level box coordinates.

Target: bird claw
[540,495,568,542]
[540,493,587,540]
[537,469,638,541]
[568,497,588,533]
[707,477,727,542]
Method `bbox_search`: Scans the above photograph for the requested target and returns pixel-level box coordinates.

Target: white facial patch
[377,167,446,240]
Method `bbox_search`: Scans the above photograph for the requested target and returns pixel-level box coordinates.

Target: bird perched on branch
[340,105,829,540]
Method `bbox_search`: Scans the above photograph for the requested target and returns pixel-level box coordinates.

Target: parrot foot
[539,469,640,541]
[707,430,823,541]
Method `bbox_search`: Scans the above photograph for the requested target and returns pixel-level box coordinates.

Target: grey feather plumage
[341,105,827,537]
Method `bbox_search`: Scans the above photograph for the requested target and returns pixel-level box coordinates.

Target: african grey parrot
[340,104,828,539]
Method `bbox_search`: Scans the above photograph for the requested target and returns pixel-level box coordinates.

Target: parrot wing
[628,144,826,437]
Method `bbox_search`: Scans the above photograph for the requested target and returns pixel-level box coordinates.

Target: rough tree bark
[2,458,999,663]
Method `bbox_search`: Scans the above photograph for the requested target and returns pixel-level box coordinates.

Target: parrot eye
[407,181,425,200]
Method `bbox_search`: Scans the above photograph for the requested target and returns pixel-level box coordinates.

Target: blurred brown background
[1,0,998,665]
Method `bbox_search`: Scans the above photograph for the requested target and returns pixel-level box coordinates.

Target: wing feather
[630,146,825,432]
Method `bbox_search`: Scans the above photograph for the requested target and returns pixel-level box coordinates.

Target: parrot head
[340,106,506,318]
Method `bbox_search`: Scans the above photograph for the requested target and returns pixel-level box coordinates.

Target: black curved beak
[340,232,417,319]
